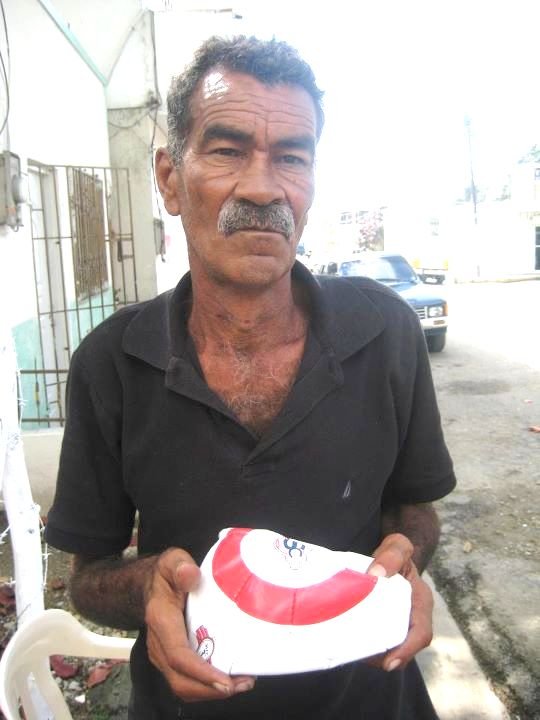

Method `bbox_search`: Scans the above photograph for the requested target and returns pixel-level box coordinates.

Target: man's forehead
[189,69,318,135]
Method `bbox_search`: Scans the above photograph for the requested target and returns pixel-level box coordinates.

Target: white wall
[108,110,160,300]
[512,163,540,212]
[0,215,35,329]
[0,1,168,513]
[1,0,113,333]
[5,0,110,168]
[53,0,143,84]
[106,8,160,109]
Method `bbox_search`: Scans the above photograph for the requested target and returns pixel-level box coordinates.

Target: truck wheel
[427,334,446,352]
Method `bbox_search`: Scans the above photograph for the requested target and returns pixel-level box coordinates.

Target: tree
[356,209,384,251]
[519,145,540,163]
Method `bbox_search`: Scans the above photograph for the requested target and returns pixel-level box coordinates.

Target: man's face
[159,70,317,289]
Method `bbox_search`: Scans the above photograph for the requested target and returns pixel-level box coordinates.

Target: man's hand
[366,533,434,672]
[145,548,256,702]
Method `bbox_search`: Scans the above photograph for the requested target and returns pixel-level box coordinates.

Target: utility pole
[464,116,478,225]
[464,115,481,278]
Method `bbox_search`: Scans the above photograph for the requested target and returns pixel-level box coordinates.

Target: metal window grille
[70,168,109,301]
[19,162,138,428]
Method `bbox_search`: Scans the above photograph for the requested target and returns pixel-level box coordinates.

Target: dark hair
[166,35,324,165]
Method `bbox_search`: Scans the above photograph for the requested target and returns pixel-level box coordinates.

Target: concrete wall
[53,0,143,86]
[1,1,127,500]
[5,0,110,167]
[1,0,111,331]
[1,0,175,329]
[0,0,191,502]
[0,0,114,440]
[108,110,159,300]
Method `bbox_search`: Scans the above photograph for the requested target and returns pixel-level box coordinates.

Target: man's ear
[155,148,181,216]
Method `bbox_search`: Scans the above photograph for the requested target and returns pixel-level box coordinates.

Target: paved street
[428,280,540,719]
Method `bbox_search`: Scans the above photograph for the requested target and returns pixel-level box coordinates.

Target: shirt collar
[122,261,386,370]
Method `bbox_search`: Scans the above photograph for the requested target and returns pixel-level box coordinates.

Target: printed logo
[195,625,214,663]
[275,536,307,570]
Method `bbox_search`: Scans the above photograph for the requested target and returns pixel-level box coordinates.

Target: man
[45,36,456,719]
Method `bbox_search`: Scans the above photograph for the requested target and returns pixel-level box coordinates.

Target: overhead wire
[108,104,156,131]
[0,0,10,136]
[105,8,145,85]
[0,51,9,136]
[148,9,166,260]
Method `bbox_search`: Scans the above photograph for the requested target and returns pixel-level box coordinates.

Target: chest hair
[199,342,305,437]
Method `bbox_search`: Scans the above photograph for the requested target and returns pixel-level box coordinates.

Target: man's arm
[69,550,255,701]
[379,501,440,573]
[366,502,441,672]
[70,553,156,630]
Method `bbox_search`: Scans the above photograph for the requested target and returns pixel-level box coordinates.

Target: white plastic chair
[0,608,135,720]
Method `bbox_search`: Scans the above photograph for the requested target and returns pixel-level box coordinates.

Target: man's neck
[188,275,307,356]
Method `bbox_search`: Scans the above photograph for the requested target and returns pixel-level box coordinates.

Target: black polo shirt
[46,262,455,719]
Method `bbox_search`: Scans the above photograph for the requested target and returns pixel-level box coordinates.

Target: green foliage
[356,209,384,251]
[89,711,110,720]
[519,144,540,163]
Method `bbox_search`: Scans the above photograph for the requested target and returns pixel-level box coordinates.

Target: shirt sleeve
[382,321,456,506]
[44,346,135,556]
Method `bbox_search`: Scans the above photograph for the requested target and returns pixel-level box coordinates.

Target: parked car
[319,252,448,352]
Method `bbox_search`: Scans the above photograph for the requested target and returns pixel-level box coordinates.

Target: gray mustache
[217,200,295,239]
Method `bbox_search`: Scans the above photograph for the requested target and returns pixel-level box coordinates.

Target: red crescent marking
[212,528,377,625]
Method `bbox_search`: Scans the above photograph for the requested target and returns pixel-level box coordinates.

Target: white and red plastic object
[186,527,412,675]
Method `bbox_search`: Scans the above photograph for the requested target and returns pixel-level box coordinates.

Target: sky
[202,0,540,215]
[154,0,540,241]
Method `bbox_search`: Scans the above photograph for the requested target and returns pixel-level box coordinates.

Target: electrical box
[0,151,26,229]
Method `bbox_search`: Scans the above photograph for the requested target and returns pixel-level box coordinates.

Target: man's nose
[233,152,286,206]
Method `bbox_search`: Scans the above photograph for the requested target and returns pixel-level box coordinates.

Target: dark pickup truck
[321,252,448,352]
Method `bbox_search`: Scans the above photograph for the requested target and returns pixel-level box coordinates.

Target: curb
[418,574,510,720]
[452,275,540,284]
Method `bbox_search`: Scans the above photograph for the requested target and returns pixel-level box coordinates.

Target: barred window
[70,168,108,301]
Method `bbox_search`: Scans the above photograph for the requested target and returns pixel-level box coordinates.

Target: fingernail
[212,682,232,695]
[368,563,387,577]
[386,659,401,672]
[235,680,255,693]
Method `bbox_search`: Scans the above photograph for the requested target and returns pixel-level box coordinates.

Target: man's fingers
[147,626,255,701]
[173,559,202,594]
[382,615,433,671]
[365,537,434,671]
[367,533,414,578]
[156,548,201,592]
[380,571,434,671]
[145,547,256,702]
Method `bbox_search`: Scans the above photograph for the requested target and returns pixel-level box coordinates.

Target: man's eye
[212,147,242,157]
[279,154,309,166]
